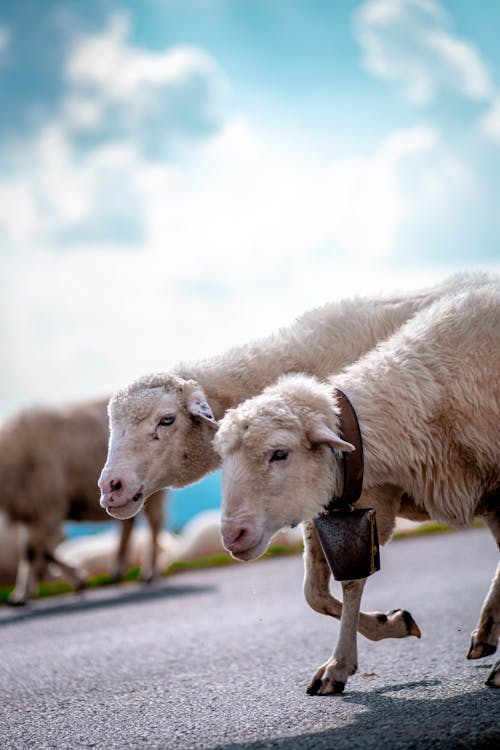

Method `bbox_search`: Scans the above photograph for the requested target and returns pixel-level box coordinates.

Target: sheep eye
[270,449,289,463]
[158,415,175,427]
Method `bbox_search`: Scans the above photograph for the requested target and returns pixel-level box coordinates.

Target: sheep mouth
[105,494,146,521]
[229,534,269,562]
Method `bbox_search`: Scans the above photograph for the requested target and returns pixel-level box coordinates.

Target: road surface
[1,527,499,750]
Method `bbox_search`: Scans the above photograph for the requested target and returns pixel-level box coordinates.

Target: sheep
[98,272,494,648]
[0,398,166,605]
[214,283,500,693]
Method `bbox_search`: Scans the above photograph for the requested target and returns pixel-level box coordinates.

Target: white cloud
[355,0,493,104]
[422,30,492,100]
[322,126,444,258]
[481,98,500,142]
[0,11,231,247]
[0,123,145,245]
[62,11,228,149]
[66,13,216,96]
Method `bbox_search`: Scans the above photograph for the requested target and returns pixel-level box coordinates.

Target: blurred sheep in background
[0,398,166,604]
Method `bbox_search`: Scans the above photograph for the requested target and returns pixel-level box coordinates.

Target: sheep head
[214,374,354,560]
[99,373,219,520]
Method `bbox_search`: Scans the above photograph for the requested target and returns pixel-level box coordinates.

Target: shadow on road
[0,579,215,626]
[209,681,500,750]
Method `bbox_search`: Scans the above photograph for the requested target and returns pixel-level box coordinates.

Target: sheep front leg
[8,524,38,606]
[302,522,420,641]
[112,517,135,582]
[141,491,165,583]
[306,578,366,695]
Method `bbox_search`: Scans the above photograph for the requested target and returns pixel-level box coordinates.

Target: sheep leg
[302,521,420,641]
[8,523,82,604]
[468,562,500,659]
[468,508,500,684]
[307,578,366,695]
[43,550,87,591]
[8,524,39,606]
[141,491,165,583]
[485,659,500,688]
[111,517,135,581]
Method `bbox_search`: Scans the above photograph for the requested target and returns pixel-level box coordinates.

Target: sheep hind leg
[467,507,500,670]
[307,578,366,695]
[43,550,87,592]
[302,522,420,642]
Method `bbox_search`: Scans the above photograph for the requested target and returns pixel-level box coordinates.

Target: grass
[0,522,482,605]
[392,518,484,540]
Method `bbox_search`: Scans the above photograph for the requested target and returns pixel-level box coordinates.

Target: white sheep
[98,273,491,647]
[214,283,500,693]
[0,398,166,605]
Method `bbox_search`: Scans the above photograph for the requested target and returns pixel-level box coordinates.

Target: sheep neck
[324,389,364,512]
[334,366,425,496]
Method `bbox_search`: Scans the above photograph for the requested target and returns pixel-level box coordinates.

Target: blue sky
[1,0,500,417]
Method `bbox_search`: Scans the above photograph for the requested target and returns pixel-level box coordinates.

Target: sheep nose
[98,473,127,508]
[221,522,250,550]
[99,477,124,496]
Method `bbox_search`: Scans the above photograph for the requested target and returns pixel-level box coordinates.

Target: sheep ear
[187,391,218,429]
[307,421,355,453]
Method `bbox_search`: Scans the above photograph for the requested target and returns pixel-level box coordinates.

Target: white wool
[216,282,500,531]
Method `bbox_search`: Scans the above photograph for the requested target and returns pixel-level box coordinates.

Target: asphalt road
[1,527,499,750]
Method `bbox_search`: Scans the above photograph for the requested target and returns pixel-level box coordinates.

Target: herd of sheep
[2,271,499,694]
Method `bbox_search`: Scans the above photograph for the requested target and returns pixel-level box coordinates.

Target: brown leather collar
[324,388,364,512]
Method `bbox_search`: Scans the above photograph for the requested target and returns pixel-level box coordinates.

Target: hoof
[485,660,500,688]
[6,596,28,607]
[308,679,345,696]
[306,677,323,695]
[382,608,421,639]
[306,658,352,696]
[140,572,157,585]
[400,610,421,639]
[306,678,345,696]
[325,680,345,695]
[467,634,497,660]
